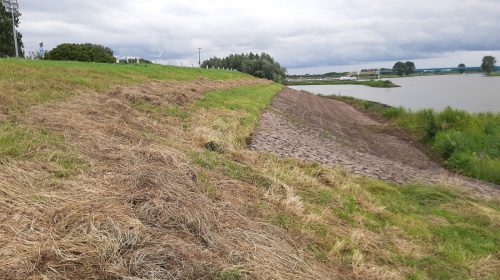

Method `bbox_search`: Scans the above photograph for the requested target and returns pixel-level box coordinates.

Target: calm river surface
[290,74,500,112]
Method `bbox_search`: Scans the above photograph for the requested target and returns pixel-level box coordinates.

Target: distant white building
[339,76,358,81]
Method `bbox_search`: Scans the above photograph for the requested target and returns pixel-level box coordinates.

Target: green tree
[481,56,496,74]
[0,2,24,57]
[404,61,416,75]
[392,61,406,76]
[44,43,116,63]
[457,63,466,74]
[202,52,287,84]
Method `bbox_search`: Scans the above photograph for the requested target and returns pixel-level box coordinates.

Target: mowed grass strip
[0,59,251,114]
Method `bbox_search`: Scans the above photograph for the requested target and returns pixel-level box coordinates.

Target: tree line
[456,56,497,74]
[201,53,287,84]
[392,56,497,76]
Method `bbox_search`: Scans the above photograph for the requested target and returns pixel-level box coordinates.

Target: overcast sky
[16,0,500,74]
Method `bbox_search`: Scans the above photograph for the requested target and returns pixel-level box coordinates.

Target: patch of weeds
[192,151,271,188]
[217,268,242,280]
[0,122,63,158]
[432,224,500,257]
[313,189,333,205]
[309,223,329,238]
[364,178,398,195]
[32,194,47,203]
[343,194,360,214]
[204,141,226,153]
[49,151,88,178]
[254,201,268,210]
[130,99,191,120]
[306,243,331,263]
[164,105,190,120]
[388,214,433,240]
[319,130,333,139]
[0,122,87,178]
[192,150,219,170]
[361,212,386,232]
[400,185,455,207]
[197,172,216,195]
[272,212,297,230]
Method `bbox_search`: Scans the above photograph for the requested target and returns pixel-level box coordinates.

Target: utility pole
[198,48,202,67]
[3,0,20,57]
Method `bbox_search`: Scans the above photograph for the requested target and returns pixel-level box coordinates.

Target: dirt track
[250,88,500,197]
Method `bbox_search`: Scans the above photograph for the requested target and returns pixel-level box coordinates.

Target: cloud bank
[17,0,500,73]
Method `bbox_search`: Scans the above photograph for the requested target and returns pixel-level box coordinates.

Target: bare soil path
[250,88,500,198]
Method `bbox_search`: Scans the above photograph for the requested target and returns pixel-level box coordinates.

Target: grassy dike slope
[1,59,499,279]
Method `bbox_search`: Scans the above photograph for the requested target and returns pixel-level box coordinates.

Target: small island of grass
[287,79,400,88]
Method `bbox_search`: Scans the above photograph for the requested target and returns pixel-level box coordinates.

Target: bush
[437,107,470,130]
[45,43,116,63]
[415,109,438,141]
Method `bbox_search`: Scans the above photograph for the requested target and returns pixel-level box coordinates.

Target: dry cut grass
[1,74,339,279]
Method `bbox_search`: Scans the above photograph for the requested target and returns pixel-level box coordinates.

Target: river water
[290,74,500,112]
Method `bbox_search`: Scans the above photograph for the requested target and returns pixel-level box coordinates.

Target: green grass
[196,83,282,147]
[190,83,282,186]
[217,268,242,280]
[0,122,87,177]
[0,122,63,158]
[192,149,272,189]
[197,84,280,114]
[0,58,251,114]
[287,79,399,88]
[487,72,500,76]
[363,180,500,279]
[323,95,500,184]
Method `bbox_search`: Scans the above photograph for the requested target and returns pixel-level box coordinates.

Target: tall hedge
[44,43,115,63]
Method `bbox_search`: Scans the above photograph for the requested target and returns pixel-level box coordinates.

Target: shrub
[436,107,470,130]
[415,109,438,141]
[45,43,116,63]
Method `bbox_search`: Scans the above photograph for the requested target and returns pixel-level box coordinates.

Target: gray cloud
[16,0,500,72]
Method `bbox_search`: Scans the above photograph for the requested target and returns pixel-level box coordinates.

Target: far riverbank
[286,79,399,88]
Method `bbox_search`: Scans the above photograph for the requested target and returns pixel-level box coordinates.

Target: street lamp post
[198,48,202,67]
[2,0,20,58]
